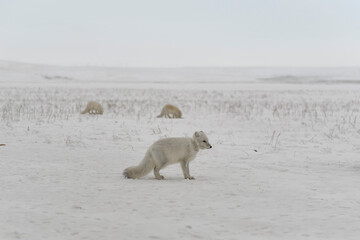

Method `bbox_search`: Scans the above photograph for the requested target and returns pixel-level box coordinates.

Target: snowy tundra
[1,62,360,240]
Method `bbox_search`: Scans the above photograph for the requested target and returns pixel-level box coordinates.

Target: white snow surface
[1,62,360,240]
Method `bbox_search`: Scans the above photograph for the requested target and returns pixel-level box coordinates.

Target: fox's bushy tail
[156,108,165,118]
[123,150,154,179]
[81,107,89,114]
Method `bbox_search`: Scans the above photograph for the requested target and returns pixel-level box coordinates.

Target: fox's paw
[186,176,195,180]
[155,175,165,180]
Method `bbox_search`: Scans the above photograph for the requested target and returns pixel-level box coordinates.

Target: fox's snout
[209,145,212,149]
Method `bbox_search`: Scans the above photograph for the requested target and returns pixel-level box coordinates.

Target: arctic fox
[81,101,104,115]
[123,131,212,180]
[157,104,182,118]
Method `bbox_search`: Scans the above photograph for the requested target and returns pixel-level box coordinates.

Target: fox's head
[193,131,212,149]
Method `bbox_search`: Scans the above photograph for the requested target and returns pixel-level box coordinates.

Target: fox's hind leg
[151,151,167,180]
[153,166,165,180]
[164,109,170,118]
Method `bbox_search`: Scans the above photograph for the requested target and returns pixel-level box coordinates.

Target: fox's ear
[200,131,203,133]
[195,131,200,137]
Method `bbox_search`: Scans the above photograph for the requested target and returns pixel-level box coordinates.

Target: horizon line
[1,59,360,69]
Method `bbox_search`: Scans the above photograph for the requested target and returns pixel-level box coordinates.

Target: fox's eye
[203,140,206,143]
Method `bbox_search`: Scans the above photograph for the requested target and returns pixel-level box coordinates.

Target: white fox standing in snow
[123,131,212,180]
[81,101,104,115]
[157,104,182,118]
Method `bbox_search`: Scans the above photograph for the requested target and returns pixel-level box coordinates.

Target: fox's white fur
[123,131,212,180]
[157,104,182,118]
[81,101,104,115]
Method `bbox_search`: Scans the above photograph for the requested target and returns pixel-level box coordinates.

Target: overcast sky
[1,0,360,67]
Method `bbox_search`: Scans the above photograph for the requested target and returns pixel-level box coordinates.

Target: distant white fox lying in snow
[123,131,212,180]
[157,104,182,118]
[81,101,104,115]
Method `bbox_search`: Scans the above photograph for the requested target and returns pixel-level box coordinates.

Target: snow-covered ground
[1,62,360,240]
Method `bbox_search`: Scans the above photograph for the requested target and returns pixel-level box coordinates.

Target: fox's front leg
[180,160,195,180]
